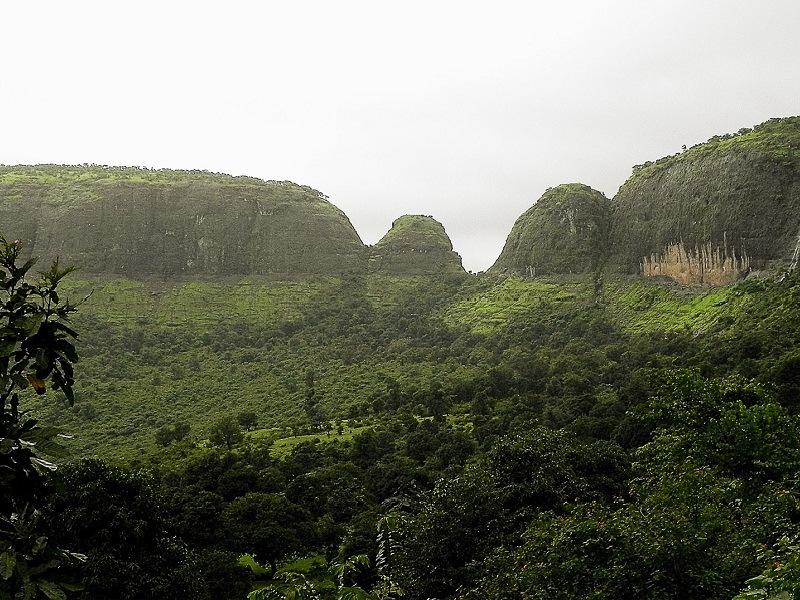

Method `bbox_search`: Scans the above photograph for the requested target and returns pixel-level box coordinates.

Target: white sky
[1,1,799,271]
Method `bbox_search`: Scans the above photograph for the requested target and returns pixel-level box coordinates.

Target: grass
[265,424,371,458]
[604,278,753,334]
[27,273,484,460]
[441,276,592,334]
[26,269,764,461]
[0,164,313,190]
[58,276,335,328]
[440,273,756,336]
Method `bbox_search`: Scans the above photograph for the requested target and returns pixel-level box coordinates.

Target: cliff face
[611,117,800,281]
[489,184,610,276]
[369,215,465,275]
[0,166,366,277]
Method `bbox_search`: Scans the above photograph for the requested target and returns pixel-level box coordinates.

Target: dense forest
[3,233,800,599]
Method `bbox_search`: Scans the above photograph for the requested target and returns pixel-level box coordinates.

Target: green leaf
[0,339,16,357]
[51,322,78,338]
[238,554,269,576]
[37,581,67,600]
[17,313,44,334]
[0,551,16,580]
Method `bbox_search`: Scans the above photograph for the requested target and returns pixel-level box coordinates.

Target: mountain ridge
[2,115,799,284]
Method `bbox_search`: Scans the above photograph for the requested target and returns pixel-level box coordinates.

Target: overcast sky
[1,1,798,271]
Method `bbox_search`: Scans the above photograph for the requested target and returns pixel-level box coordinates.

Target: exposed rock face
[641,241,750,286]
[0,166,366,277]
[489,184,610,276]
[370,215,465,275]
[611,117,800,279]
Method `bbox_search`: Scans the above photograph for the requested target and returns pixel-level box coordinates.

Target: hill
[489,183,610,276]
[0,165,366,276]
[610,116,800,283]
[370,215,465,275]
[490,118,800,285]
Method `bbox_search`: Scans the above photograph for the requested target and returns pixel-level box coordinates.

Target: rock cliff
[0,166,366,277]
[610,116,800,282]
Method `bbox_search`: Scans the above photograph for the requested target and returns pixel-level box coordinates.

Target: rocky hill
[0,165,366,277]
[492,117,800,285]
[489,184,610,276]
[610,116,800,284]
[369,215,465,275]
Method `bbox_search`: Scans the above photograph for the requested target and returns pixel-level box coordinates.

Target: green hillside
[24,268,791,463]
[369,215,465,275]
[0,165,367,277]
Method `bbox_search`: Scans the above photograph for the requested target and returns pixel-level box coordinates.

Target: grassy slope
[30,274,483,459]
[0,164,310,189]
[28,269,786,462]
[441,275,753,336]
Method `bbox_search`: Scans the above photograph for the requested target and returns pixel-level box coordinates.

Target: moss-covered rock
[369,215,465,275]
[0,165,366,277]
[489,184,610,276]
[611,116,800,277]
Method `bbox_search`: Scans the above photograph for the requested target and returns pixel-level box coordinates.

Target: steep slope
[489,183,610,276]
[611,116,800,284]
[370,215,465,275]
[0,165,366,277]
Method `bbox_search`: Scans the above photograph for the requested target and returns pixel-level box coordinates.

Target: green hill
[610,116,800,281]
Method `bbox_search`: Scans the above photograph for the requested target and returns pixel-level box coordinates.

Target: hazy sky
[2,1,799,271]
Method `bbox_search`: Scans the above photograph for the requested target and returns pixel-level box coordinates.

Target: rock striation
[641,240,750,286]
[489,184,610,276]
[369,215,465,275]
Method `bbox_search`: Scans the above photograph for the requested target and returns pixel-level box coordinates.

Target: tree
[304,369,324,426]
[237,410,259,431]
[209,415,244,450]
[222,492,309,574]
[0,236,86,598]
[45,459,206,599]
[155,420,191,446]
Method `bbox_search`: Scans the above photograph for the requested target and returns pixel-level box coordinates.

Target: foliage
[0,236,85,599]
[210,416,245,450]
[44,459,208,599]
[3,227,800,598]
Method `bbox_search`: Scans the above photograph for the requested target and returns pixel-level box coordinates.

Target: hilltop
[370,215,465,275]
